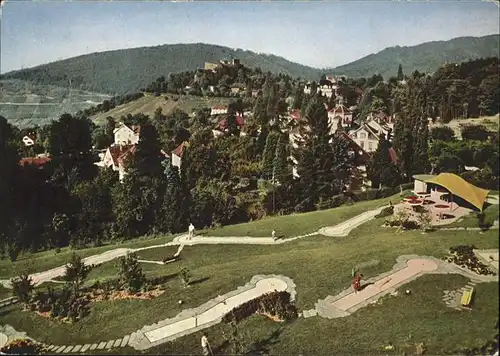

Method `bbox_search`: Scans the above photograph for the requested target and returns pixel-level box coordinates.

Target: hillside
[0,79,111,128]
[0,43,321,95]
[91,94,231,125]
[329,34,500,78]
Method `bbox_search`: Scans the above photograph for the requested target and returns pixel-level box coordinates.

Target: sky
[1,1,499,73]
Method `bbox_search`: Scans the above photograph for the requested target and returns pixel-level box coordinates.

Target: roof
[329,104,351,116]
[388,147,398,164]
[413,174,437,182]
[336,131,371,164]
[117,145,136,167]
[19,156,51,167]
[423,173,490,211]
[217,116,244,130]
[212,106,227,110]
[113,124,141,135]
[289,110,301,121]
[108,145,135,166]
[172,142,189,157]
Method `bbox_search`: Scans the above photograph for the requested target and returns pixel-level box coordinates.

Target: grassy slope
[203,193,396,237]
[446,202,499,228]
[92,94,231,124]
[0,193,399,279]
[1,220,497,347]
[0,234,179,279]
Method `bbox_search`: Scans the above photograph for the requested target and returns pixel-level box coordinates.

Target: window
[359,132,367,139]
[368,142,373,151]
[360,141,364,149]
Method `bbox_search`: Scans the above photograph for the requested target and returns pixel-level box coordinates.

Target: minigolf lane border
[127,274,296,351]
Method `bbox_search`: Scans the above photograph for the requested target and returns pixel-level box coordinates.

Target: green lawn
[0,193,400,279]
[202,193,398,237]
[84,275,499,355]
[446,203,499,228]
[1,220,497,348]
[0,234,179,279]
[0,285,12,300]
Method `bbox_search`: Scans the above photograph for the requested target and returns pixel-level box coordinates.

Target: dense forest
[330,34,499,78]
[1,35,498,95]
[0,57,498,261]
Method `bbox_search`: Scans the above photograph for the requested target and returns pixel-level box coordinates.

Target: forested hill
[328,34,500,78]
[0,43,321,95]
[2,35,498,95]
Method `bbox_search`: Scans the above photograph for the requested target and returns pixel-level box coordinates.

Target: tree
[10,274,34,308]
[119,253,146,293]
[397,64,404,81]
[367,134,400,188]
[272,134,291,185]
[461,125,490,141]
[430,126,455,142]
[262,132,279,180]
[128,123,164,178]
[64,253,90,295]
[48,114,97,189]
[179,267,191,288]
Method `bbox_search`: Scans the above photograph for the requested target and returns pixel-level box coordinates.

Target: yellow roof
[424,173,490,211]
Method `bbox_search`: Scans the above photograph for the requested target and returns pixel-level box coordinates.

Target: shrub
[0,338,44,355]
[461,125,490,141]
[179,268,191,288]
[444,245,495,275]
[431,126,455,142]
[10,274,34,307]
[119,253,146,293]
[222,291,297,324]
[375,206,394,218]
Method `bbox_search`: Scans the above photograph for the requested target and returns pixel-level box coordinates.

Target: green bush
[222,291,297,323]
[375,206,394,218]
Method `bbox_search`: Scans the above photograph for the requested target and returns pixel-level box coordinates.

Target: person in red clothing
[353,273,363,293]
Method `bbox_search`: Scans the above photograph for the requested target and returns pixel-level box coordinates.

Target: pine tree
[397,64,404,81]
[272,134,291,184]
[129,123,164,178]
[262,132,279,180]
[119,253,146,293]
[367,134,400,188]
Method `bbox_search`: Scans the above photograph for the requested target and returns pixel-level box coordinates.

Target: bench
[461,287,474,308]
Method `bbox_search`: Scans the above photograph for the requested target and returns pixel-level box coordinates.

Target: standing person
[353,273,362,294]
[272,229,276,240]
[201,333,212,355]
[188,223,195,240]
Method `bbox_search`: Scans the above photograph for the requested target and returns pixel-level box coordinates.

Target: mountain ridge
[1,34,498,95]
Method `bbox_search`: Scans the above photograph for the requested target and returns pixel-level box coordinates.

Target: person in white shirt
[188,223,195,240]
[201,333,211,355]
[272,229,276,240]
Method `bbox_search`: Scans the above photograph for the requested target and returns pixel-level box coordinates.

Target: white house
[97,144,136,182]
[113,124,140,146]
[328,104,353,133]
[210,106,228,116]
[22,135,36,147]
[348,124,380,153]
[172,142,188,170]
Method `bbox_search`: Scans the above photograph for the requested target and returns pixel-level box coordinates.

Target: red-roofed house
[328,104,353,133]
[212,116,245,138]
[210,106,228,116]
[288,109,301,122]
[113,123,141,146]
[19,156,51,169]
[172,141,189,169]
[97,144,136,181]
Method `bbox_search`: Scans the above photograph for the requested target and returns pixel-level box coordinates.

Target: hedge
[222,291,297,324]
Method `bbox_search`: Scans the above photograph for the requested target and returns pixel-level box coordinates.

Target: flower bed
[435,204,449,209]
[0,338,46,355]
[443,245,496,276]
[405,196,418,201]
[222,291,297,324]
